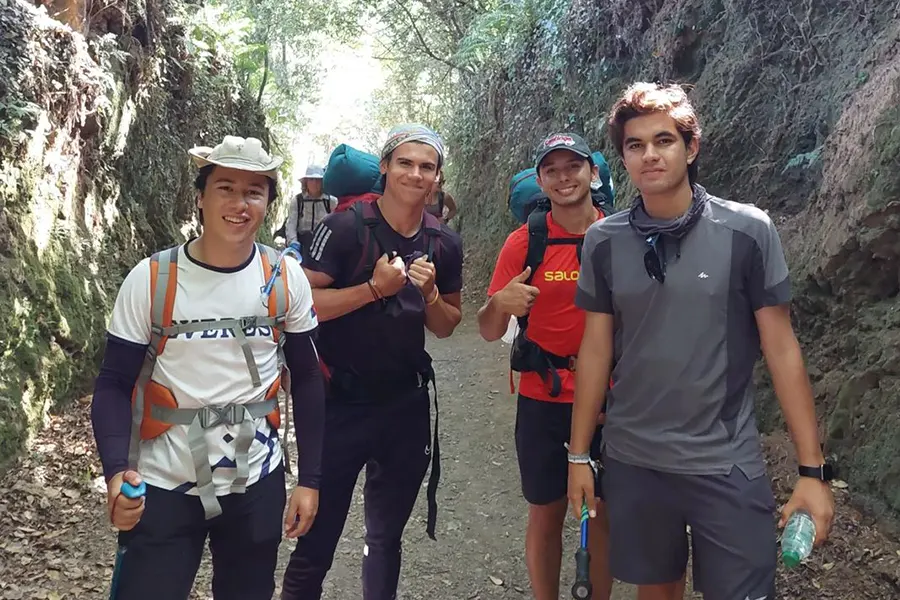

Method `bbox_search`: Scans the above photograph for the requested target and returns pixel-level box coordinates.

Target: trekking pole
[109,481,147,600]
[571,500,592,600]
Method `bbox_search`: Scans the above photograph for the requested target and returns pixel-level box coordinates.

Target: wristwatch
[798,463,834,482]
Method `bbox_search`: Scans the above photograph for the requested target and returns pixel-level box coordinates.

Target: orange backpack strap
[128,246,180,467]
[258,244,290,343]
[257,244,290,431]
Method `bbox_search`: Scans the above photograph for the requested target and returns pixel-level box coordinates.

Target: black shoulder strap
[546,237,585,263]
[422,211,443,262]
[523,209,549,286]
[323,197,332,214]
[352,200,397,271]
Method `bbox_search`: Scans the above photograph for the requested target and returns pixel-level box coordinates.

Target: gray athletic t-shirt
[575,185,791,477]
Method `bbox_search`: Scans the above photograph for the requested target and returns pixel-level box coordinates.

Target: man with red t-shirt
[477,133,612,600]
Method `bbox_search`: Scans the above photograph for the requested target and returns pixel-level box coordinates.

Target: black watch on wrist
[798,463,834,482]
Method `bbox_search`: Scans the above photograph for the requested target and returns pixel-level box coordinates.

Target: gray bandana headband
[381,124,445,167]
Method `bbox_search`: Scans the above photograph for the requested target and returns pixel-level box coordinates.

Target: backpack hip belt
[127,244,291,520]
[510,332,576,398]
[149,395,279,518]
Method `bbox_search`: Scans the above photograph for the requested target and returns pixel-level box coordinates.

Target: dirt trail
[0,316,898,599]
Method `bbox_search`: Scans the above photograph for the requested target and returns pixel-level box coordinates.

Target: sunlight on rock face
[13,297,31,319]
[113,98,135,155]
[58,315,71,339]
[25,112,50,166]
[180,220,197,239]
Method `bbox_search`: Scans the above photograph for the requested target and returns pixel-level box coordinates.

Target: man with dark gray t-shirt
[567,83,835,600]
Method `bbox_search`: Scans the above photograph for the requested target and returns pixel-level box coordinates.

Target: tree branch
[392,0,470,74]
[256,47,269,106]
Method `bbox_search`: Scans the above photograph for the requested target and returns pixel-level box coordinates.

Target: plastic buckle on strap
[240,316,258,331]
[198,405,244,429]
[568,356,578,372]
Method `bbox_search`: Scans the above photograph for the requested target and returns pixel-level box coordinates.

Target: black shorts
[514,394,603,505]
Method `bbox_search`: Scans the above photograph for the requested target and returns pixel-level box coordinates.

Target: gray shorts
[602,455,777,600]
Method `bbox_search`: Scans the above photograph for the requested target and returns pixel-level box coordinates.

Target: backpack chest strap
[160,315,285,388]
[150,397,279,519]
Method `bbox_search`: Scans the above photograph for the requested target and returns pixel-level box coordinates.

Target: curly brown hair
[608,82,702,183]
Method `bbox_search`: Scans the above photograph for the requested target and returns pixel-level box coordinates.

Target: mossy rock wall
[448,0,900,526]
[0,0,269,466]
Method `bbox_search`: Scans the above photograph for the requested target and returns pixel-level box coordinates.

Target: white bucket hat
[188,136,283,180]
[302,165,325,179]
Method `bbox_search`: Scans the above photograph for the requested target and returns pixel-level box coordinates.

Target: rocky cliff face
[0,0,268,466]
[449,0,900,525]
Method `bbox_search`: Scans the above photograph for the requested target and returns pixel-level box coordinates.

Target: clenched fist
[372,253,408,298]
[107,470,146,531]
[408,256,437,301]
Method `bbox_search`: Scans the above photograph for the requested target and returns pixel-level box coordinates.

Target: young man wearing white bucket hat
[90,135,326,599]
[286,164,338,258]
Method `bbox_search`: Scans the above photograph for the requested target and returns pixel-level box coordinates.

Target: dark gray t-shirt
[575,186,791,477]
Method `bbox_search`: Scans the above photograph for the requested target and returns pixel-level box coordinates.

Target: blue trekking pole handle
[571,501,592,600]
[109,480,147,600]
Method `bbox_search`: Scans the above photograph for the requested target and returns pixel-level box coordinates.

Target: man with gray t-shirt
[567,82,835,600]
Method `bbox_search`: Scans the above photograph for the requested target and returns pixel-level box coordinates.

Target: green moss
[0,0,271,469]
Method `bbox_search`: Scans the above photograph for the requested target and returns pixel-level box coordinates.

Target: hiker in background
[425,173,458,224]
[286,164,337,257]
[90,136,326,600]
[477,133,623,600]
[281,124,464,600]
[568,82,835,600]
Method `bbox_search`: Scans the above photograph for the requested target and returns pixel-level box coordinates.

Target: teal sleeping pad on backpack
[508,168,544,224]
[323,144,385,197]
[508,150,615,224]
[591,151,615,208]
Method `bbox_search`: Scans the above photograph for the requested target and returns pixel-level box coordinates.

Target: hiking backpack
[322,143,385,198]
[507,170,615,398]
[508,150,616,224]
[128,243,291,520]
[346,200,442,285]
[296,193,334,235]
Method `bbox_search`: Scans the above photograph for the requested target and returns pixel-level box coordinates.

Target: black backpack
[298,194,333,232]
[346,200,442,286]
[509,195,613,397]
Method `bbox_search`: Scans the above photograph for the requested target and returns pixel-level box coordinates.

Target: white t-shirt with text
[107,244,317,495]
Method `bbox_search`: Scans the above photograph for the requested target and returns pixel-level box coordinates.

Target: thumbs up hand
[496,267,540,317]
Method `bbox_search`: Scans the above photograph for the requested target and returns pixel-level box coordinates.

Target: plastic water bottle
[781,509,816,568]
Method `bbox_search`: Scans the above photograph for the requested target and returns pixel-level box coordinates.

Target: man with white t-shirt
[90,136,326,599]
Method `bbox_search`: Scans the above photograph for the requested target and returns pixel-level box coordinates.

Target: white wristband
[567,452,592,464]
